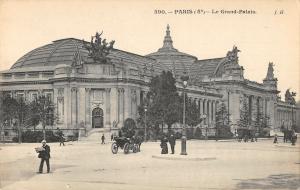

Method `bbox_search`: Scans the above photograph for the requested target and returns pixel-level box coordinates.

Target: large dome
[11,38,89,69]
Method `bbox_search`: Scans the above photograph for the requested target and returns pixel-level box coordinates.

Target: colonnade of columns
[243,95,269,124]
[276,108,295,130]
[194,98,219,127]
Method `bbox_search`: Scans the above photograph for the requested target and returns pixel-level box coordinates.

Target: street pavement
[0,139,299,190]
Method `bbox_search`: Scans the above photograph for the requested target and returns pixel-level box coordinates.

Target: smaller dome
[146,25,197,76]
[147,25,197,60]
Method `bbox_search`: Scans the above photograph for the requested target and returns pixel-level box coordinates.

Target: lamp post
[144,105,147,142]
[181,74,189,155]
[291,104,295,130]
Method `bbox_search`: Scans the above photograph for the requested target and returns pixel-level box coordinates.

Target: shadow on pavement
[235,173,300,189]
[0,155,75,189]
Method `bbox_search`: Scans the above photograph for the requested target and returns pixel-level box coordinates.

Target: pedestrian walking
[57,128,65,146]
[168,134,176,154]
[283,131,287,143]
[160,135,168,154]
[101,134,105,144]
[111,134,114,141]
[291,130,296,146]
[254,132,259,142]
[36,140,51,173]
[273,134,278,144]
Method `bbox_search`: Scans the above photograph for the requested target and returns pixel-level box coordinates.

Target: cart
[111,137,139,154]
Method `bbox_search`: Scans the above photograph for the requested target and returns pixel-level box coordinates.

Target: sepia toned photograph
[0,0,299,189]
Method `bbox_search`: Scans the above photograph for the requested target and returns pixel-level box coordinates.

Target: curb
[152,155,216,161]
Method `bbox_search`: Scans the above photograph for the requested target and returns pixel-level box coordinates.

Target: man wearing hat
[38,140,51,173]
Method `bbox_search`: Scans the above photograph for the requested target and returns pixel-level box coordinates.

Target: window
[31,93,38,101]
[45,93,53,102]
[16,93,24,101]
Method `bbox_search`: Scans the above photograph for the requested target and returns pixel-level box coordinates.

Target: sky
[0,0,299,100]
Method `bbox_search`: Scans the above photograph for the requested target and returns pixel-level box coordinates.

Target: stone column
[261,98,265,116]
[203,99,207,124]
[78,88,86,126]
[264,98,268,117]
[85,88,91,126]
[105,88,111,127]
[118,88,125,126]
[130,89,137,119]
[251,96,257,124]
[110,87,119,128]
[267,97,276,130]
[71,87,78,127]
[64,87,71,128]
[208,100,211,125]
[124,88,131,120]
[199,98,203,116]
[212,100,216,124]
[57,88,64,124]
[24,90,29,102]
[136,89,141,107]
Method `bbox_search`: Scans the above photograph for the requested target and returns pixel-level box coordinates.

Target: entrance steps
[79,128,119,142]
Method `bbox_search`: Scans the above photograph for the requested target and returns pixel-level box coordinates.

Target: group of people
[274,131,298,145]
[235,131,259,143]
[160,134,176,154]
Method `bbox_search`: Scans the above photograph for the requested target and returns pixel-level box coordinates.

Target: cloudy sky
[0,0,299,100]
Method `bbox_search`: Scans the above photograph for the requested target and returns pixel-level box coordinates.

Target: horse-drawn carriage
[111,136,140,154]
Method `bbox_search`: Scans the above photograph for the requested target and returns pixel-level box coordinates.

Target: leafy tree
[215,101,231,139]
[238,97,251,129]
[253,110,270,136]
[0,94,31,143]
[122,118,137,138]
[194,127,202,139]
[138,71,181,131]
[137,71,204,139]
[29,95,56,140]
[237,97,252,138]
[183,95,202,127]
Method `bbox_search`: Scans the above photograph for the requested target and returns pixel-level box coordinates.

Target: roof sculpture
[82,31,115,64]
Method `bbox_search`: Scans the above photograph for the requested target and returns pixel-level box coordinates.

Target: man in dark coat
[169,134,176,154]
[38,140,51,173]
[273,134,278,144]
[57,128,65,146]
[101,134,105,144]
[160,135,168,154]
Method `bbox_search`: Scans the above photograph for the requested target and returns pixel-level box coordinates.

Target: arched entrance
[92,107,104,128]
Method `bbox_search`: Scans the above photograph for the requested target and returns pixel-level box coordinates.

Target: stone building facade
[0,25,298,137]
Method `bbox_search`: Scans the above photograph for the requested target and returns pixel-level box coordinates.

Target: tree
[122,118,137,138]
[0,92,4,141]
[194,127,202,139]
[29,95,56,140]
[138,71,181,131]
[215,101,231,139]
[238,98,250,128]
[237,97,251,138]
[253,110,270,137]
[184,95,202,127]
[0,94,30,143]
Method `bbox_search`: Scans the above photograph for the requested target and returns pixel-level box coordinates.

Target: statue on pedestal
[285,89,296,105]
[226,46,241,64]
[82,31,115,64]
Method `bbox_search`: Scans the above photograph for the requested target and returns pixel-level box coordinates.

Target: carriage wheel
[124,143,130,154]
[111,142,118,154]
[133,144,138,153]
